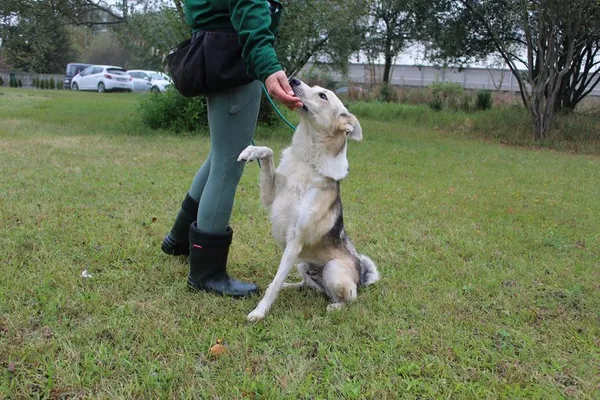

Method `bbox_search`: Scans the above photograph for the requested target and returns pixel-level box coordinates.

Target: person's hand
[265,71,303,109]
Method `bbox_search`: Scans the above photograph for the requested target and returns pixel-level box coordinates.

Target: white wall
[299,63,600,97]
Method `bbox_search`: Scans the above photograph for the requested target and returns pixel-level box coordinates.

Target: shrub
[429,96,443,111]
[50,78,56,90]
[17,79,23,88]
[304,71,338,89]
[429,81,465,111]
[57,81,63,90]
[0,76,4,86]
[378,84,398,102]
[258,94,279,126]
[138,87,207,132]
[476,90,493,110]
[459,92,473,112]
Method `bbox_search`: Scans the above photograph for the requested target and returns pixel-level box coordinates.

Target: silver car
[128,70,172,93]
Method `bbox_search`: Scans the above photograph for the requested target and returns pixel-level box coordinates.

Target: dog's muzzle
[289,78,308,111]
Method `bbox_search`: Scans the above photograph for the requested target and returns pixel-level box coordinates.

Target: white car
[128,70,172,93]
[71,65,133,93]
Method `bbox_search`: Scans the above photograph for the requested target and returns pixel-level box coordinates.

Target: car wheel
[72,82,79,91]
[98,82,105,93]
[151,86,160,94]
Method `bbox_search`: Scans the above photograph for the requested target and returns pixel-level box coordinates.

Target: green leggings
[188,80,262,234]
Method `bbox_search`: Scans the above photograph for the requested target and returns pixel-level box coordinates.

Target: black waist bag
[166,30,254,97]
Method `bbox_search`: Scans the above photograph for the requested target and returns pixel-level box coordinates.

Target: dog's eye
[319,93,328,100]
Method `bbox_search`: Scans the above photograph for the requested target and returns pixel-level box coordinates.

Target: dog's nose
[289,78,301,87]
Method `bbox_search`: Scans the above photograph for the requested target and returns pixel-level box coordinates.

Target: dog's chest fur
[269,147,341,252]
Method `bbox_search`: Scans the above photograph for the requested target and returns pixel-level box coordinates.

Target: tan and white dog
[238,78,379,321]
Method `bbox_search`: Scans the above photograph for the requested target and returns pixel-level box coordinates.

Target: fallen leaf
[209,343,227,358]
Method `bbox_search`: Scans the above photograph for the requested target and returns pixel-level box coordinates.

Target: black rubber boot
[187,222,259,298]
[161,194,199,256]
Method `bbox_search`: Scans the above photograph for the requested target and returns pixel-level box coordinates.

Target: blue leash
[249,84,297,167]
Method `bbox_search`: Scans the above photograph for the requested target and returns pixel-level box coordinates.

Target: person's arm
[229,0,281,82]
[229,0,302,108]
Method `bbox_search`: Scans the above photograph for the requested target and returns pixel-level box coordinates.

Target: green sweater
[184,0,283,82]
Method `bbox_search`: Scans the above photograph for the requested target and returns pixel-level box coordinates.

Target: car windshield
[107,68,128,75]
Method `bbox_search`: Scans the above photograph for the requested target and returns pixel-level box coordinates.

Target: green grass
[348,102,600,155]
[1,87,599,398]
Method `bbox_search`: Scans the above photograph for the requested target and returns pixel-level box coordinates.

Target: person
[161,0,302,297]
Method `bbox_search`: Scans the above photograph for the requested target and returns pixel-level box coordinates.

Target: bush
[0,76,4,86]
[378,84,398,103]
[17,79,22,88]
[429,96,443,111]
[428,81,466,112]
[459,92,473,112]
[476,90,493,110]
[258,94,279,126]
[304,71,338,89]
[57,81,63,90]
[50,78,56,90]
[138,87,207,132]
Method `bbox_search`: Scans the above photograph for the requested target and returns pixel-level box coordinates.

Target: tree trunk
[531,108,551,140]
[382,53,393,84]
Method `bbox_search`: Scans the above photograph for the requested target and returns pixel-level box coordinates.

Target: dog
[237,78,379,321]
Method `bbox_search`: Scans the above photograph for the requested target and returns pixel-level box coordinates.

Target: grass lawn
[0,88,599,399]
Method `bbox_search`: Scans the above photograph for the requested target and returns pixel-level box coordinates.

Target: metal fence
[300,63,600,97]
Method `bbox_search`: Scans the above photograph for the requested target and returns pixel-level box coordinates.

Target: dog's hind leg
[237,145,277,208]
[322,259,358,312]
[297,262,326,293]
[283,262,326,291]
[247,240,303,322]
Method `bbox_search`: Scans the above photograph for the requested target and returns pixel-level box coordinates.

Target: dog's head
[289,78,362,142]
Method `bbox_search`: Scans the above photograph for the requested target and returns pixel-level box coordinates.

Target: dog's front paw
[238,146,273,163]
[247,307,267,322]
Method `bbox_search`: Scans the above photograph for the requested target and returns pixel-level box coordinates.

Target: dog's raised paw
[238,146,273,163]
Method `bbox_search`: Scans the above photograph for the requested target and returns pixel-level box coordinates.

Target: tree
[363,0,418,84]
[112,4,188,70]
[1,6,77,73]
[421,0,600,140]
[275,0,368,77]
[80,31,132,67]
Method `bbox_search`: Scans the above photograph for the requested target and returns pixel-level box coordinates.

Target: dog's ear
[337,112,363,141]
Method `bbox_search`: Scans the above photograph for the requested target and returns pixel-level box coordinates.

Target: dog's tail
[358,254,379,286]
